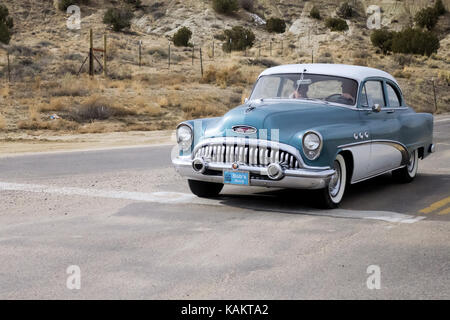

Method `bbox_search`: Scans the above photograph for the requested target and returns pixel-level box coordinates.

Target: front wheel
[392,149,418,183]
[318,154,347,209]
[188,179,224,198]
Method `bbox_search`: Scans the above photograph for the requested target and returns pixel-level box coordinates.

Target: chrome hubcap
[407,151,415,173]
[329,160,341,197]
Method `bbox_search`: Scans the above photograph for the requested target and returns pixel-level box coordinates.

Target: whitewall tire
[393,149,418,183]
[319,154,347,209]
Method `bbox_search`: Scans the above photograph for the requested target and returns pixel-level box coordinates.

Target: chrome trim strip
[338,139,409,165]
[351,165,406,184]
[193,137,331,170]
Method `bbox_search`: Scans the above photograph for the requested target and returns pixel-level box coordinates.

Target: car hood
[202,99,352,143]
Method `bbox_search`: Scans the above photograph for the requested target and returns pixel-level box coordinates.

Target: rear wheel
[392,149,418,183]
[188,179,224,198]
[318,154,347,209]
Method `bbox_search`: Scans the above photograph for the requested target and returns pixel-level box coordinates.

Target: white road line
[0,181,425,224]
[435,118,450,123]
[0,181,200,204]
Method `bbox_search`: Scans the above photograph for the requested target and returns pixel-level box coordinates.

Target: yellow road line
[438,207,450,215]
[419,196,450,214]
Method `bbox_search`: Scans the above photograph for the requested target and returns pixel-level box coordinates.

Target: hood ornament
[245,105,256,113]
[232,125,257,135]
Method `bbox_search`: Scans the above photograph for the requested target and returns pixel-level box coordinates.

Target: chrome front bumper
[172,157,335,190]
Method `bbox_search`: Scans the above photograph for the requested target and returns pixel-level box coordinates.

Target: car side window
[364,81,385,107]
[360,85,369,107]
[386,83,401,107]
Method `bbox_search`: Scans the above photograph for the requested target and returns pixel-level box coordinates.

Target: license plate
[223,171,249,185]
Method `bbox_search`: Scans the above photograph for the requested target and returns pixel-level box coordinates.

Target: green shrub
[222,26,255,52]
[103,8,134,32]
[434,0,446,15]
[415,7,439,30]
[239,0,254,12]
[325,17,348,31]
[172,27,192,47]
[266,17,286,33]
[0,4,13,44]
[370,29,393,54]
[212,0,239,15]
[57,0,89,11]
[337,2,353,19]
[391,27,440,56]
[310,6,321,20]
[123,0,142,8]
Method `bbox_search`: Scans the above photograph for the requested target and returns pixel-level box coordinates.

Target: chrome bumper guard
[172,157,335,190]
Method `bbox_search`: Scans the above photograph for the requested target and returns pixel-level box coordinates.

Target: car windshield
[249,73,359,106]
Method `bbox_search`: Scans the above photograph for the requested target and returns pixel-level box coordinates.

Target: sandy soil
[0,129,175,157]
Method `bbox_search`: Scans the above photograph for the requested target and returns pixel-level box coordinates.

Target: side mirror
[372,103,382,112]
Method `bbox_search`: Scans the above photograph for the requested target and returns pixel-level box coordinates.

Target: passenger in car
[341,81,357,104]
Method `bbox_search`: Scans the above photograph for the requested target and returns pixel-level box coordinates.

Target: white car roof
[259,63,399,85]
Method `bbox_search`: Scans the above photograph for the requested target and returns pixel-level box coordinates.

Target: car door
[359,78,404,177]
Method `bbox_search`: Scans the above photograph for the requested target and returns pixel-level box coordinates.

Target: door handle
[386,109,395,114]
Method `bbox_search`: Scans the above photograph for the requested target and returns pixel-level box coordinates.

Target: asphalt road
[0,118,449,299]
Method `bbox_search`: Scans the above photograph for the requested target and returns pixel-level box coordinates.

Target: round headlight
[303,132,321,150]
[177,124,193,150]
[302,131,322,160]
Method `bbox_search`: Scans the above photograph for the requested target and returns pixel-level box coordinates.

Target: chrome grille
[194,143,300,169]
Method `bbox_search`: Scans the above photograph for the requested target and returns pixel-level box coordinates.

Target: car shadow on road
[216,173,450,221]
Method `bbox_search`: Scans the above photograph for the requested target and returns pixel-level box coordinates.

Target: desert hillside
[0,0,449,136]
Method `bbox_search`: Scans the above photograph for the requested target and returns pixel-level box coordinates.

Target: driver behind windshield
[290,82,309,99]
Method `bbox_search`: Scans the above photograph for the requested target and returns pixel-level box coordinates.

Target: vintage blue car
[172,64,435,208]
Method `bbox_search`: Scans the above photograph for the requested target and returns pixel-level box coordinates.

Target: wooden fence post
[200,47,203,77]
[103,34,107,77]
[270,41,272,56]
[138,40,142,67]
[89,29,94,77]
[431,78,438,113]
[212,40,214,60]
[192,44,194,65]
[168,42,171,69]
[6,51,11,83]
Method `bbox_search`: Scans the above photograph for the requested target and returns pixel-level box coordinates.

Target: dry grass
[77,122,107,134]
[202,65,246,88]
[71,95,136,122]
[0,113,6,130]
[38,97,69,112]
[17,119,79,131]
[134,96,164,116]
[50,74,89,97]
[0,86,10,98]
[28,105,40,122]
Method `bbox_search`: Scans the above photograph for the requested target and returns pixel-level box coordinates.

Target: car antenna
[296,67,307,97]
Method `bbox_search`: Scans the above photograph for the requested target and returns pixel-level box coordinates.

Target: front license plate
[223,171,249,185]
